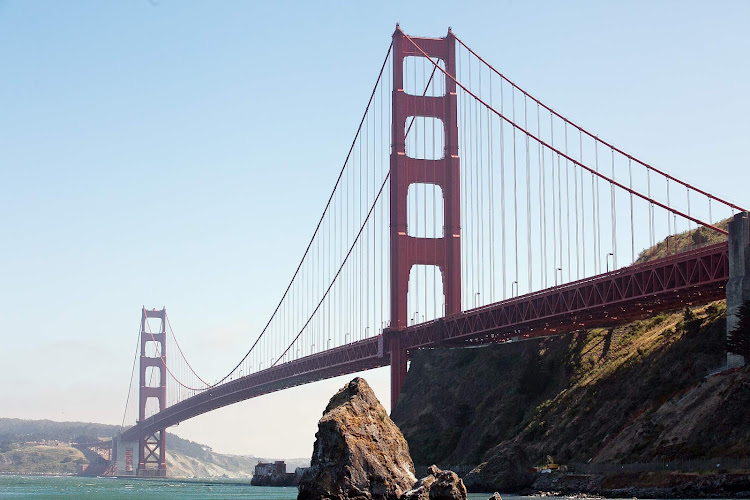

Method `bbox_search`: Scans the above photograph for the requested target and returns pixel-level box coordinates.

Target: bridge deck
[122,242,728,441]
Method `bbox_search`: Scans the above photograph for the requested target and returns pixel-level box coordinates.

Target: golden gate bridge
[102,26,748,476]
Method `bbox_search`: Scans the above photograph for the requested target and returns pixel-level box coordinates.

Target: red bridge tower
[387,27,461,409]
[137,307,167,476]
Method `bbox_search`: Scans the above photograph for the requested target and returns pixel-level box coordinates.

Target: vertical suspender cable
[591,140,602,274]
[525,97,532,292]
[120,321,140,429]
[558,154,563,281]
[596,141,602,273]
[647,167,654,247]
[473,59,480,303]
[500,79,507,299]
[551,118,557,282]
[629,159,635,263]
[538,103,545,288]
[488,71,495,302]
[478,61,485,303]
[610,148,617,269]
[565,129,571,283]
[666,178,672,238]
[575,130,581,279]
[512,87,519,291]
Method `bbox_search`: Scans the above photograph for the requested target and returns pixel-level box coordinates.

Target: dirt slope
[392,302,750,471]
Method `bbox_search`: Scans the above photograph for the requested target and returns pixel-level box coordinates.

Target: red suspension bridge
[110,26,748,476]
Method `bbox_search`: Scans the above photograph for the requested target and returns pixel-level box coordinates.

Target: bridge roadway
[121,242,728,442]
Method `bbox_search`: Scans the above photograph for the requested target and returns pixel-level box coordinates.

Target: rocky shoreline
[525,471,750,498]
[297,376,750,500]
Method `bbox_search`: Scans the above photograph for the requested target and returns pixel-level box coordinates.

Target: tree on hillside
[727,300,750,358]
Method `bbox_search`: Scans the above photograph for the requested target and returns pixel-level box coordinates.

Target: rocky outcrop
[402,465,467,500]
[528,471,750,498]
[297,377,416,500]
[462,444,535,492]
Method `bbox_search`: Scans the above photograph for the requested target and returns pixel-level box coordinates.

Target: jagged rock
[463,444,536,492]
[487,493,502,500]
[297,377,416,500]
[402,465,467,500]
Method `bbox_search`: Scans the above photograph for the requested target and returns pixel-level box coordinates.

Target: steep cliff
[392,301,750,480]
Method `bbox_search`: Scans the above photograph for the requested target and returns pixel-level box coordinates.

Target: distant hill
[0,418,309,477]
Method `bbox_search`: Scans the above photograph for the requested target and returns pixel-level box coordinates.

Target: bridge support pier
[727,211,750,368]
[386,329,408,410]
[113,433,138,475]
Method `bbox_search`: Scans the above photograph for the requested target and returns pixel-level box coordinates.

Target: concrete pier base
[113,434,138,476]
[727,211,750,368]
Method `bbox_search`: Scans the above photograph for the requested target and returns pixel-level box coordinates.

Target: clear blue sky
[1,1,748,458]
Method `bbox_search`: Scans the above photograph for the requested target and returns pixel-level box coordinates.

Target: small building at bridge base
[727,211,750,368]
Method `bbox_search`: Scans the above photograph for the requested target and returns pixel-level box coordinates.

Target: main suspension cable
[399,29,729,235]
[208,42,394,387]
[451,32,745,213]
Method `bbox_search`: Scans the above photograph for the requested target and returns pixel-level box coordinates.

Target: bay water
[0,475,574,500]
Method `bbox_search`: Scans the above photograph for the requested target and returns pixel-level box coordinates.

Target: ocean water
[0,475,548,500]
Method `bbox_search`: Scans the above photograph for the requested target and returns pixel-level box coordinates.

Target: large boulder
[462,444,536,492]
[297,377,417,500]
[402,465,467,500]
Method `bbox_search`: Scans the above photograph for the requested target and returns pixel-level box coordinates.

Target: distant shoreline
[0,472,76,477]
[0,473,297,487]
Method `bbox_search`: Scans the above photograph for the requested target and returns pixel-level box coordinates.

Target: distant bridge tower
[137,307,167,476]
[386,26,461,409]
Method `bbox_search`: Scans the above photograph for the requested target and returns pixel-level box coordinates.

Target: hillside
[635,218,729,264]
[392,301,750,491]
[0,418,308,477]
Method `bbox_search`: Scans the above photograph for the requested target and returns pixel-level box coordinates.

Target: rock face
[391,305,739,473]
[297,377,416,500]
[462,444,535,492]
[529,470,750,498]
[402,465,467,500]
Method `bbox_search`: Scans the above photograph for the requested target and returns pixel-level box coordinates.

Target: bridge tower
[387,26,461,409]
[137,307,167,476]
